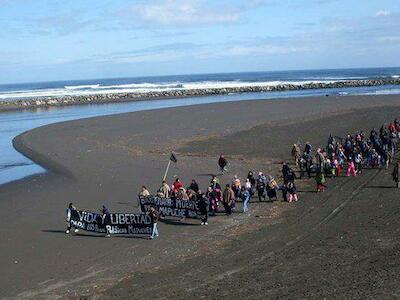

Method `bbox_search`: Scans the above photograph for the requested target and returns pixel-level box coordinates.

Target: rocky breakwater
[0,78,399,112]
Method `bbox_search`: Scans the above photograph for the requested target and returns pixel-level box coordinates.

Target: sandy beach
[2,94,400,298]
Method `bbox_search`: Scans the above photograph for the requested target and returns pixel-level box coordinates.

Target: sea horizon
[1,66,400,101]
[1,65,400,86]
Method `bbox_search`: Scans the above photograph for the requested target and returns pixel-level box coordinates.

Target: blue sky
[0,0,399,83]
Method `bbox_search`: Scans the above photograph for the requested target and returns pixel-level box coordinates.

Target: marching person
[223,184,235,215]
[157,180,170,198]
[266,175,279,201]
[139,186,150,197]
[316,170,327,192]
[291,144,301,166]
[247,171,256,196]
[282,162,291,184]
[148,206,159,239]
[346,156,357,177]
[287,181,298,203]
[392,162,400,188]
[256,176,266,202]
[66,202,79,234]
[218,154,228,174]
[172,178,184,193]
[198,193,209,225]
[210,175,221,190]
[239,186,250,213]
[189,179,200,194]
[101,205,111,237]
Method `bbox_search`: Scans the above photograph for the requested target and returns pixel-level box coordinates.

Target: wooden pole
[163,160,171,181]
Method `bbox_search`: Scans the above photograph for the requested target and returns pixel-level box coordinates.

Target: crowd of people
[139,118,400,235]
[67,118,400,239]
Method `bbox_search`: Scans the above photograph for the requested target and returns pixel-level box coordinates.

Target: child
[316,170,327,192]
[287,181,298,202]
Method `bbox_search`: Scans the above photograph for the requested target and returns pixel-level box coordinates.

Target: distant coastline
[0,78,399,112]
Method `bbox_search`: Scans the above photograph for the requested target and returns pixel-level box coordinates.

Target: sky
[0,0,399,83]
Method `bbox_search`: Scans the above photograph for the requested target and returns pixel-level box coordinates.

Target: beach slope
[1,95,400,298]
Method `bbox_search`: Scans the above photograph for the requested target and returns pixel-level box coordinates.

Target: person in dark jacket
[210,175,221,190]
[282,162,291,184]
[198,194,209,225]
[66,203,79,234]
[287,181,298,202]
[392,162,400,188]
[256,178,266,202]
[247,171,256,196]
[304,142,312,155]
[101,205,111,237]
[218,154,228,173]
[222,184,235,215]
[189,179,199,194]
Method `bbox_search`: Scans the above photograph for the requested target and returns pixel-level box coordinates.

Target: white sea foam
[392,75,400,79]
[365,88,400,95]
[64,84,100,90]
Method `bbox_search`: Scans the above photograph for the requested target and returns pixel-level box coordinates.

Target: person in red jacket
[172,178,184,193]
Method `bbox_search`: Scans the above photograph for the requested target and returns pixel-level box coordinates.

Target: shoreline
[10,94,400,181]
[1,78,399,112]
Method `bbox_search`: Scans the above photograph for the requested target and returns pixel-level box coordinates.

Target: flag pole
[163,159,171,181]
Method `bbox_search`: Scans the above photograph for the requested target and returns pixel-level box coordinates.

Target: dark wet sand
[1,95,400,299]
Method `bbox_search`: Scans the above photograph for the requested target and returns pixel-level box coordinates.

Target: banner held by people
[138,195,206,219]
[69,209,153,235]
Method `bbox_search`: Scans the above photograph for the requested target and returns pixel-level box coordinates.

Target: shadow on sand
[159,218,199,226]
[42,229,149,239]
[364,185,396,189]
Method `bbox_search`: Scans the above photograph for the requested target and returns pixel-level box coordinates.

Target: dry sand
[1,95,400,299]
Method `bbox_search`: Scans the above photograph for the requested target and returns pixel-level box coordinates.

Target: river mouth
[2,85,400,185]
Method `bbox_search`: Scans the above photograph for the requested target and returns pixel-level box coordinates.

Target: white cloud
[129,0,240,26]
[376,10,391,17]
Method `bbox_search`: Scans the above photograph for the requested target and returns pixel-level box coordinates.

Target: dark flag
[170,153,178,163]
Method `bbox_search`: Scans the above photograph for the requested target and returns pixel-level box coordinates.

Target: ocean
[1,67,400,100]
[1,67,400,185]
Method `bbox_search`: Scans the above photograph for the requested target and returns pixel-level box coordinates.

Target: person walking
[346,157,357,177]
[282,162,291,184]
[247,171,256,194]
[239,186,250,213]
[223,184,235,215]
[101,205,111,237]
[218,154,228,174]
[198,194,209,225]
[172,178,184,193]
[291,144,301,166]
[139,186,150,197]
[148,206,159,239]
[157,180,170,198]
[392,162,400,188]
[189,179,199,194]
[316,170,327,192]
[66,203,79,234]
[287,181,298,203]
[256,177,266,202]
[266,175,279,201]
